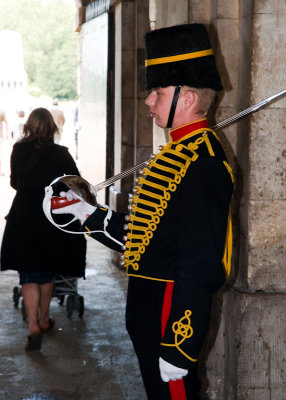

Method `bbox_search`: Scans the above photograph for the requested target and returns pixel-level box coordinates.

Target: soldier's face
[145,86,175,128]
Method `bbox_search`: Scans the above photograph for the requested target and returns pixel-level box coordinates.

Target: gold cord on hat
[145,48,213,67]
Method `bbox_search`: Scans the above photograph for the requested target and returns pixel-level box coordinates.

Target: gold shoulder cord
[123,129,233,278]
[123,137,198,276]
[222,160,234,278]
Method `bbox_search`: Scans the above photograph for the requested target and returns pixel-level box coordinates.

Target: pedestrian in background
[49,99,65,143]
[11,109,26,142]
[0,107,86,352]
[0,106,10,175]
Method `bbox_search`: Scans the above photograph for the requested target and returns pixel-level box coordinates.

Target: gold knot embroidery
[161,309,198,362]
[172,310,194,347]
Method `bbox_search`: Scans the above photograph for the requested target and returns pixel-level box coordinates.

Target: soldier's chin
[154,118,166,129]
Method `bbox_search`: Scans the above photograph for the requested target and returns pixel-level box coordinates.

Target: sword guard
[51,197,81,210]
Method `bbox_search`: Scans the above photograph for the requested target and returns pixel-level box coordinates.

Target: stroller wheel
[66,295,75,317]
[13,286,21,307]
[78,296,84,317]
[58,295,65,306]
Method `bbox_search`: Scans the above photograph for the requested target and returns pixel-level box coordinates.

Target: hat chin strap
[166,85,181,128]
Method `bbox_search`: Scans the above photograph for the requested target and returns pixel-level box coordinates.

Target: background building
[0,30,28,111]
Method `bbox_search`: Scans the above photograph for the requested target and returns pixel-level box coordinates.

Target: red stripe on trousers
[161,282,187,400]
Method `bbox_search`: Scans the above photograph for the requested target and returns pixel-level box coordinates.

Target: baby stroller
[12,274,84,320]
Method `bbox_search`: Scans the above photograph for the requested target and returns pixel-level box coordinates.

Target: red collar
[170,119,208,142]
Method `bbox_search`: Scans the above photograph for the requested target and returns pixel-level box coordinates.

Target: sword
[49,89,286,210]
[94,88,286,192]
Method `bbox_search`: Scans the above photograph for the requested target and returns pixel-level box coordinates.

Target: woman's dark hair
[22,107,59,148]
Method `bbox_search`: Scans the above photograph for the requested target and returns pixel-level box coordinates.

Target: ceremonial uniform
[81,117,233,398]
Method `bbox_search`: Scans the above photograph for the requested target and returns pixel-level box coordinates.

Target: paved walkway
[0,175,146,400]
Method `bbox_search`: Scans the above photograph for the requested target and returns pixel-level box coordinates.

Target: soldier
[53,24,233,400]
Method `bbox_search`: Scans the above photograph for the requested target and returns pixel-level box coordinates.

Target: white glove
[52,189,96,222]
[159,357,188,382]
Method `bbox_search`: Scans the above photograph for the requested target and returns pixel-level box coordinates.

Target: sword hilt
[51,197,81,210]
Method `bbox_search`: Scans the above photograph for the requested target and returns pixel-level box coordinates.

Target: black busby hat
[145,24,223,91]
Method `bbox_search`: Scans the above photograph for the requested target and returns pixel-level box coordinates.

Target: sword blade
[213,88,286,130]
[94,89,286,192]
[93,160,150,192]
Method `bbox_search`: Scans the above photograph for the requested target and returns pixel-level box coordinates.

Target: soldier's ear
[182,90,197,110]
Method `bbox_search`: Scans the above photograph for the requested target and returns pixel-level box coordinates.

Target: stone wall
[234,2,286,399]
[194,1,285,399]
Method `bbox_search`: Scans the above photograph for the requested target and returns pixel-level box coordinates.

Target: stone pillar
[134,0,153,167]
[199,1,286,399]
[233,1,286,398]
[109,1,135,211]
[110,0,153,212]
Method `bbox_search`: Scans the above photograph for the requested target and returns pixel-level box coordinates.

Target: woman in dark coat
[0,107,86,351]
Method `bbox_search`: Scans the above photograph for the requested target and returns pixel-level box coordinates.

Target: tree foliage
[0,0,78,99]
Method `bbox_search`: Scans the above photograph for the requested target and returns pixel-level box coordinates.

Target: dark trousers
[126,277,201,400]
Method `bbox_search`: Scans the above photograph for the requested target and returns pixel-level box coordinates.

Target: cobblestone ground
[0,175,146,400]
